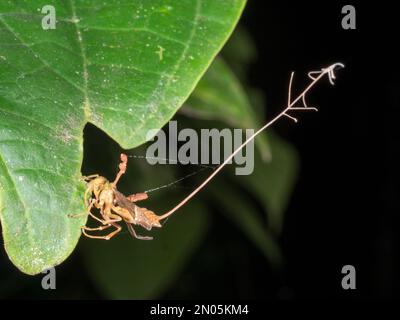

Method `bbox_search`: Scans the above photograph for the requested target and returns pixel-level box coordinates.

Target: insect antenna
[144,166,212,193]
[126,154,216,194]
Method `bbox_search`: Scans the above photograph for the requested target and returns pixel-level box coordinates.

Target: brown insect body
[72,155,162,240]
[113,189,161,229]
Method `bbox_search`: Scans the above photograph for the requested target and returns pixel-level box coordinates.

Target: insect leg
[81,223,121,240]
[82,224,112,231]
[102,222,122,240]
[88,209,110,225]
[125,222,153,240]
[68,211,87,218]
[68,198,96,218]
[112,153,128,187]
[69,199,111,227]
[126,192,148,202]
[82,174,99,181]
[100,208,123,224]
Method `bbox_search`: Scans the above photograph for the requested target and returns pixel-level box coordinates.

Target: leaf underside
[0,0,246,275]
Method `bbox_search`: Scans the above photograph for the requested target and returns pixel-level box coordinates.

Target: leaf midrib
[69,0,92,121]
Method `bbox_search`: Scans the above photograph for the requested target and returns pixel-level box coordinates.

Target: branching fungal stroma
[71,63,345,240]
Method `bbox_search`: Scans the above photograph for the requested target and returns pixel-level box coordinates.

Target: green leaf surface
[0,0,246,274]
[182,57,270,160]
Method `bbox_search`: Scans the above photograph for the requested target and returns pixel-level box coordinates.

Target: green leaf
[82,197,209,299]
[0,0,246,274]
[236,132,299,234]
[182,57,270,160]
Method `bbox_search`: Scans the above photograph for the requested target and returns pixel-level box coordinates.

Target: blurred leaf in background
[235,132,299,234]
[220,27,258,81]
[181,57,271,161]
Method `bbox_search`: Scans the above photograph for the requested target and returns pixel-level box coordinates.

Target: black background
[166,0,400,299]
[0,1,399,300]
[239,1,399,298]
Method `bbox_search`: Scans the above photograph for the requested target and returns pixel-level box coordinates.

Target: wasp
[71,154,163,240]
